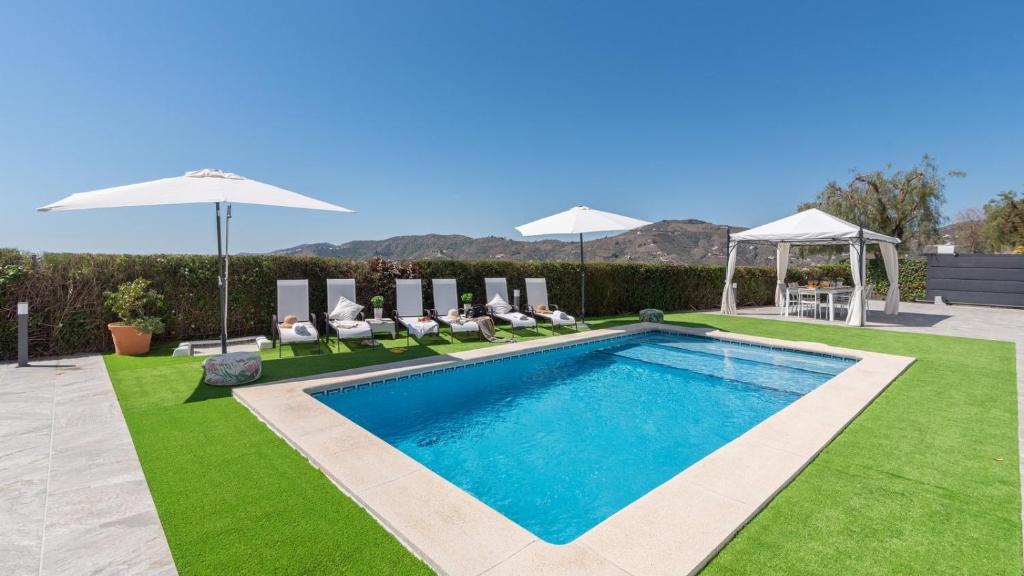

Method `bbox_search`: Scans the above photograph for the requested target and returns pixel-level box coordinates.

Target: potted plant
[370,295,384,320]
[104,278,166,355]
[460,292,473,313]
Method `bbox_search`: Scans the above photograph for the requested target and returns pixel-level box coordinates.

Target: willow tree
[984,191,1024,252]
[800,156,959,253]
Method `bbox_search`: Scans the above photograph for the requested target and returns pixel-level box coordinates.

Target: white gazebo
[720,208,901,326]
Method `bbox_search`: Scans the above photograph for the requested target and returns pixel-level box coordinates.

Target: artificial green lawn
[104,314,1021,575]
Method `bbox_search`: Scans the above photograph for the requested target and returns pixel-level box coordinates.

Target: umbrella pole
[215,203,227,354]
[579,232,585,324]
[224,204,232,351]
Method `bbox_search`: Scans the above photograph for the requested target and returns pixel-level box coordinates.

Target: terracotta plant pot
[108,323,153,355]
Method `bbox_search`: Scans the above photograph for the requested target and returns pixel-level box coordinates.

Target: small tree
[460,292,473,304]
[952,207,988,253]
[984,191,1024,252]
[104,278,165,334]
[800,155,959,254]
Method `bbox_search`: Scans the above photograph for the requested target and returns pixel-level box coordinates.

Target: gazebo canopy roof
[730,208,899,245]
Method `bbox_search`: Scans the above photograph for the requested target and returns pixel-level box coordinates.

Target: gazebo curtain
[879,242,900,315]
[720,242,737,314]
[846,241,865,326]
[775,242,790,307]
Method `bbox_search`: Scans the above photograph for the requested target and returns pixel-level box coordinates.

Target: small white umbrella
[38,168,354,353]
[515,205,651,324]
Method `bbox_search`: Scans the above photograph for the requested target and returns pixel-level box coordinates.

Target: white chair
[484,278,537,338]
[798,288,819,319]
[783,282,800,316]
[272,279,320,357]
[863,283,876,314]
[525,278,577,333]
[394,279,439,346]
[325,279,373,350]
[430,279,479,342]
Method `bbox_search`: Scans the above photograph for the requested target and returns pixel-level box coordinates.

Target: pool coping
[234,323,915,576]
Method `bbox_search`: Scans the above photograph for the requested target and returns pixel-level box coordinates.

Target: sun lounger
[394,279,439,346]
[430,279,480,342]
[325,279,373,350]
[484,278,537,338]
[272,279,321,357]
[525,278,577,333]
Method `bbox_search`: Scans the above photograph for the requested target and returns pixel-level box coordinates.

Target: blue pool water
[314,332,854,544]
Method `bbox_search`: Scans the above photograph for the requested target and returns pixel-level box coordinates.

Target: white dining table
[784,286,854,321]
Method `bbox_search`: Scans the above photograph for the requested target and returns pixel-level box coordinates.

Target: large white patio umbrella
[515,205,651,324]
[38,168,354,353]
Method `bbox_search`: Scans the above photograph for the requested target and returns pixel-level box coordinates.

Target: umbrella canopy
[38,168,353,213]
[38,168,353,353]
[515,206,651,324]
[514,205,651,236]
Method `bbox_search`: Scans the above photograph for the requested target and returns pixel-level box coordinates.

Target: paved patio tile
[0,356,176,576]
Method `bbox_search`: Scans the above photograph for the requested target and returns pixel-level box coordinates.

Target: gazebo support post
[858,225,866,325]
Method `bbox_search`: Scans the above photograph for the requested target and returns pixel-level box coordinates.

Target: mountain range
[267,219,784,265]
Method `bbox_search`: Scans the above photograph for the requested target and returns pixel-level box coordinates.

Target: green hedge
[0,250,926,359]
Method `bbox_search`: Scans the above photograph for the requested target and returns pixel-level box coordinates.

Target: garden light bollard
[17,302,29,367]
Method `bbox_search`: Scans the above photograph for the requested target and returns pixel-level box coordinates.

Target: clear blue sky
[1,1,1020,254]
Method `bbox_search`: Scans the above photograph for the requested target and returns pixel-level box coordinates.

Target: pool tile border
[234,323,914,576]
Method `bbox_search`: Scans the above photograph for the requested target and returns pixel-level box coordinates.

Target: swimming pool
[314,332,855,544]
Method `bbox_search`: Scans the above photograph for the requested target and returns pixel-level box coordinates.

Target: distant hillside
[268,219,785,265]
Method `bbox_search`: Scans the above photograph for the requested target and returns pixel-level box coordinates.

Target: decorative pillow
[330,296,364,321]
[487,294,512,315]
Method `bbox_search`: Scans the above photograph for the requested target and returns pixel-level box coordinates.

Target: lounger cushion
[329,296,364,321]
[330,319,372,339]
[536,310,576,326]
[400,317,439,339]
[487,294,512,315]
[279,321,319,343]
[439,316,479,333]
[497,312,536,328]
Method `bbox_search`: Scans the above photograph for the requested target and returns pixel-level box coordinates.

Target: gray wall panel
[926,254,1024,307]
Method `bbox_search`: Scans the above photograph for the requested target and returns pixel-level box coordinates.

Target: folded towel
[293,323,312,337]
[337,321,360,329]
[554,311,570,320]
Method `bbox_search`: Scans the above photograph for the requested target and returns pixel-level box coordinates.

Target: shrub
[0,250,927,359]
[104,278,166,334]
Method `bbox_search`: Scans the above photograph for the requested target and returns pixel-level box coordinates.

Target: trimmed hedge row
[0,250,925,359]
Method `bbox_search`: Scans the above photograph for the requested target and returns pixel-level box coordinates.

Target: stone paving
[0,355,176,576]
